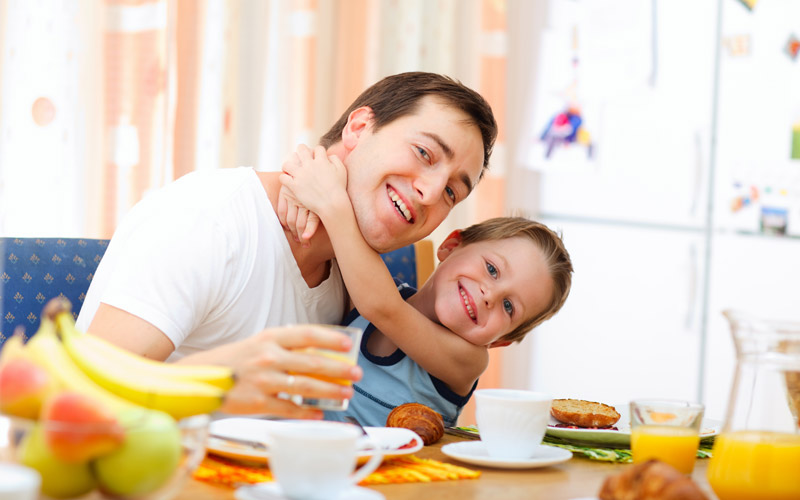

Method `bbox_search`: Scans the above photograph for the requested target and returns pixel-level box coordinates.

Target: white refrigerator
[512,0,800,420]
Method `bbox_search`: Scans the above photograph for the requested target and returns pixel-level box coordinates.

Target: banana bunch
[0,299,233,498]
[55,312,232,418]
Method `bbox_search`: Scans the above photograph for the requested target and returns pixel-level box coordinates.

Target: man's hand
[219,324,362,417]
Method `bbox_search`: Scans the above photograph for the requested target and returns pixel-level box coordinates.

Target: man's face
[342,97,485,253]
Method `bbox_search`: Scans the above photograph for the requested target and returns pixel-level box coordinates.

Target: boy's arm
[280,145,488,394]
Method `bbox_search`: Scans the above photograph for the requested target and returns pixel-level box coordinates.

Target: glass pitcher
[707,310,800,500]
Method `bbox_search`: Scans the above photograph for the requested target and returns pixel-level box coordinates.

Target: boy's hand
[277,185,320,247]
[279,144,350,233]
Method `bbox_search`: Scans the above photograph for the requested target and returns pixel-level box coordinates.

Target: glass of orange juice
[629,399,705,474]
[284,325,363,411]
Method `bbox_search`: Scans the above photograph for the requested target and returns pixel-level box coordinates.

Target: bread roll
[599,460,709,500]
[386,402,444,445]
[551,399,621,428]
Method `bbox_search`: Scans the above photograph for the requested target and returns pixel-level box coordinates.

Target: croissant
[599,460,709,500]
[386,403,444,445]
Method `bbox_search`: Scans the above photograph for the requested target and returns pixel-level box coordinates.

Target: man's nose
[414,170,448,205]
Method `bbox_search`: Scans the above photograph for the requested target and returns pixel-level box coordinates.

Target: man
[76,72,497,415]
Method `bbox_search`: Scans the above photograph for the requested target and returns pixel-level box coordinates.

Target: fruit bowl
[0,412,209,500]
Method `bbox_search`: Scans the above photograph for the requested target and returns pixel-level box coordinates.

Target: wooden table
[178,433,718,499]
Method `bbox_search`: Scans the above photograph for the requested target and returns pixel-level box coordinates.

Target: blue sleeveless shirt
[324,281,477,427]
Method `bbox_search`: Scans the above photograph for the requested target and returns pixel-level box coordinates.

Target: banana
[0,332,26,365]
[55,315,234,391]
[55,313,225,419]
[24,319,137,414]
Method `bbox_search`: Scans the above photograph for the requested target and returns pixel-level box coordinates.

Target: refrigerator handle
[685,242,698,330]
[689,131,703,218]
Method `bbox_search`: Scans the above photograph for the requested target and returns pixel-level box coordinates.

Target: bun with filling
[551,398,621,428]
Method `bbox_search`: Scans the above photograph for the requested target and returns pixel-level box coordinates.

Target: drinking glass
[285,325,363,411]
[629,399,704,474]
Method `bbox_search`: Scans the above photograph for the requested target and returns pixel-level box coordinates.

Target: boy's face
[340,96,484,253]
[431,235,554,346]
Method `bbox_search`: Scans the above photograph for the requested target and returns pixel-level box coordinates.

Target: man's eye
[445,186,456,202]
[503,299,514,315]
[417,146,431,162]
[486,261,497,278]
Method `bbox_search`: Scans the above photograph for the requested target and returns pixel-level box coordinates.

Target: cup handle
[349,438,384,485]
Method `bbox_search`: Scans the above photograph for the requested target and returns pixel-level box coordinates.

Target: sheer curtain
[0,0,510,422]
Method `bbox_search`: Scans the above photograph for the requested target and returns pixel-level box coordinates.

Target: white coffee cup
[266,421,383,500]
[475,388,552,459]
[0,463,41,500]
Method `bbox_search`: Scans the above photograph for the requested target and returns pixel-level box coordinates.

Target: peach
[0,358,54,419]
[42,392,125,463]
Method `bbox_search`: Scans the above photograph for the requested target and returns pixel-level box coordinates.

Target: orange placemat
[193,453,480,488]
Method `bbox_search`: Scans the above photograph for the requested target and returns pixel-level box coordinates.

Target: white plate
[441,441,572,469]
[207,418,423,462]
[545,405,721,448]
[235,482,384,500]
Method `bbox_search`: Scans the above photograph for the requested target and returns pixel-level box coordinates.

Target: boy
[280,145,572,426]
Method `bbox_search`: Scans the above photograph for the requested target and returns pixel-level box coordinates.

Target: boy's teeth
[388,187,412,222]
[460,287,476,320]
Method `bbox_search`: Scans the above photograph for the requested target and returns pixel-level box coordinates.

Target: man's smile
[387,186,414,223]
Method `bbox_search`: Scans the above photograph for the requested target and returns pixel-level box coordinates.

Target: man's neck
[257,171,336,288]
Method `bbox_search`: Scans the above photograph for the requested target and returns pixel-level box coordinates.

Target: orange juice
[630,425,700,473]
[292,349,356,386]
[707,431,800,500]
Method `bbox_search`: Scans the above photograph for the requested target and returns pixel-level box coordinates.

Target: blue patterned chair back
[1,238,109,346]
[380,240,434,290]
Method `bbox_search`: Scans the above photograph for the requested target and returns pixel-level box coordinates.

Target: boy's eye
[503,299,514,316]
[486,261,497,278]
[445,186,456,202]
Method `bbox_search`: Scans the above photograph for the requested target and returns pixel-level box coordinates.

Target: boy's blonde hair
[458,217,573,344]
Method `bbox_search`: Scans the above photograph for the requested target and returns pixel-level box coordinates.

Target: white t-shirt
[76,167,346,361]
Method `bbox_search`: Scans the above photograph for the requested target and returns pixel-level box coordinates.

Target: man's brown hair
[320,72,497,177]
[458,217,573,343]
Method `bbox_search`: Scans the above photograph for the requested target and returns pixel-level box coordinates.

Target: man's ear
[437,230,463,262]
[342,106,373,152]
[488,340,512,349]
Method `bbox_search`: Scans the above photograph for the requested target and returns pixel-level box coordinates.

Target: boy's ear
[437,230,463,262]
[488,340,512,349]
[342,106,374,152]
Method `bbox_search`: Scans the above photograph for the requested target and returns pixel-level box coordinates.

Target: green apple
[19,423,96,499]
[93,408,182,497]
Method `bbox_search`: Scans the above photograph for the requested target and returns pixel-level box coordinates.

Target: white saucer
[235,482,385,500]
[441,441,572,469]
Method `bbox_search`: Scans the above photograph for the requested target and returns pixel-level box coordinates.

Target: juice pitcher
[707,310,800,500]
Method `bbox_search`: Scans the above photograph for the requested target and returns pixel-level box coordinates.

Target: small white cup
[475,388,552,459]
[266,421,383,500]
[0,463,41,500]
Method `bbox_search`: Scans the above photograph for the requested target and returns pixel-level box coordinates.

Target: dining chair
[0,237,435,349]
[380,240,435,289]
[0,237,109,347]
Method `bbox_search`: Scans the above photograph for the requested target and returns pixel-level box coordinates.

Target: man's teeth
[460,287,476,320]
[388,188,412,222]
